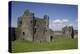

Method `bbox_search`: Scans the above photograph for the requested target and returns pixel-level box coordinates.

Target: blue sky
[11,1,78,31]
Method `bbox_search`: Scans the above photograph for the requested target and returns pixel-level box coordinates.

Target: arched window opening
[22,32,25,35]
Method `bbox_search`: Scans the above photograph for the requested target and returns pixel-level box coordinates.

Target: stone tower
[43,15,50,42]
[18,10,34,41]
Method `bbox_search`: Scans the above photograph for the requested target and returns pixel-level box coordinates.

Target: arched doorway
[22,32,25,40]
[50,36,53,42]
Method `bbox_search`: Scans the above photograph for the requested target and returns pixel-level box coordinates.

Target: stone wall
[18,10,34,41]
[17,10,50,42]
[62,26,74,39]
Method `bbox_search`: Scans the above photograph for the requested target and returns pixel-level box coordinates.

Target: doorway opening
[50,36,53,42]
[22,32,25,35]
[22,32,25,40]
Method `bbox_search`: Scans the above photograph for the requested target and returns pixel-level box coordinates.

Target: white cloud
[49,19,78,31]
[62,19,69,22]
[53,19,69,23]
[49,19,69,31]
[53,19,62,23]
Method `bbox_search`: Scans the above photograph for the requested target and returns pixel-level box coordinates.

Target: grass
[12,38,78,53]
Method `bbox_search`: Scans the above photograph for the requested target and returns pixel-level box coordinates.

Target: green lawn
[12,38,78,53]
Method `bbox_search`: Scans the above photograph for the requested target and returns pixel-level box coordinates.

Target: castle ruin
[17,10,53,42]
[16,10,76,42]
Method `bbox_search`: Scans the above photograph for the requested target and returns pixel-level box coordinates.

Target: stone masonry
[17,10,51,42]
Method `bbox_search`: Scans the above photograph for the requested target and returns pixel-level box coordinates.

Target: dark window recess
[34,20,37,25]
[35,20,37,22]
[23,32,25,35]
[31,20,32,24]
[20,21,22,24]
[46,30,47,32]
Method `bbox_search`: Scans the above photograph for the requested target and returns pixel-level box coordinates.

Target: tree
[71,27,74,39]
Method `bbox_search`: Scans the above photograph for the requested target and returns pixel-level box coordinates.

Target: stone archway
[50,36,53,42]
[22,32,25,35]
[22,32,25,40]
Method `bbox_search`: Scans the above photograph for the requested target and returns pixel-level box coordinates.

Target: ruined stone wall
[18,10,34,41]
[33,18,44,42]
[43,15,50,42]
[33,15,50,42]
[17,10,50,42]
[62,26,74,39]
